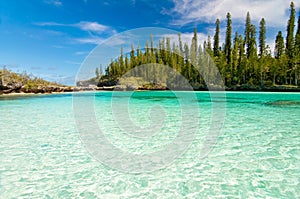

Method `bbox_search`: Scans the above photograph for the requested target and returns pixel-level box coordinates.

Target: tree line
[98,2,300,89]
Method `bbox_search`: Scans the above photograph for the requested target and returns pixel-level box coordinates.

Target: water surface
[0,91,300,198]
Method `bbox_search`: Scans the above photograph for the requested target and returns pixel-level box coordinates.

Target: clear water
[0,91,300,198]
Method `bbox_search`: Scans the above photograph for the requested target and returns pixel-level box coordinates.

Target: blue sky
[0,0,299,85]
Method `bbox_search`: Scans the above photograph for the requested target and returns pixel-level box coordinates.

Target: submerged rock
[265,100,300,106]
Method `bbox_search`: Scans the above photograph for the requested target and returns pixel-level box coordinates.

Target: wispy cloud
[75,51,90,55]
[76,34,129,46]
[35,22,64,26]
[167,0,300,27]
[35,21,113,34]
[76,37,104,45]
[75,21,110,32]
[52,45,66,49]
[35,21,116,45]
[44,0,62,7]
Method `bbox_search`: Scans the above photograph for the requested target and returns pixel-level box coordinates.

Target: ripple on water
[0,91,300,198]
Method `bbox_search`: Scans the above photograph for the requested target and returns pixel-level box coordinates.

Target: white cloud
[52,45,66,49]
[76,37,104,45]
[168,0,300,28]
[75,51,90,55]
[35,21,112,34]
[44,0,62,7]
[75,21,109,32]
[35,22,64,26]
[35,21,116,45]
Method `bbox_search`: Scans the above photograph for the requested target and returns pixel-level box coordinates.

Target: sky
[0,0,299,85]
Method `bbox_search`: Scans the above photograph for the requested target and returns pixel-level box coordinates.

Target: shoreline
[1,86,300,97]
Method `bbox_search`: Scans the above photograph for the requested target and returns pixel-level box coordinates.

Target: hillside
[0,68,75,94]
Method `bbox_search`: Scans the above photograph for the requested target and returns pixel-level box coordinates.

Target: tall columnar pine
[249,24,257,59]
[248,24,257,81]
[225,12,233,85]
[275,31,287,84]
[259,18,266,57]
[296,16,300,51]
[286,1,296,84]
[275,31,285,59]
[232,32,239,80]
[237,34,246,84]
[213,19,220,57]
[206,35,213,56]
[98,2,299,89]
[225,13,232,65]
[295,16,300,85]
[245,12,251,58]
[177,33,184,73]
[190,28,198,63]
[258,18,267,86]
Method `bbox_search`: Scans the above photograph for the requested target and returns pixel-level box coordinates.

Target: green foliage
[286,2,296,84]
[286,2,296,60]
[213,19,220,57]
[0,67,62,89]
[259,18,266,57]
[275,31,285,59]
[97,1,300,89]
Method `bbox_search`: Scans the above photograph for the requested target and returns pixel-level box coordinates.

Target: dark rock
[265,100,300,106]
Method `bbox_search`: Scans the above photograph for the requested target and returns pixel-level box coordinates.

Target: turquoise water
[0,91,300,198]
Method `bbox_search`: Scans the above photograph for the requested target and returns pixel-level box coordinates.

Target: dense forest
[97,2,300,90]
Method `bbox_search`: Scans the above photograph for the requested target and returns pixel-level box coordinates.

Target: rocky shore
[1,81,300,95]
[0,83,99,95]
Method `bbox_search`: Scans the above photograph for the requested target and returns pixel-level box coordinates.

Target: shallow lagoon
[0,91,300,198]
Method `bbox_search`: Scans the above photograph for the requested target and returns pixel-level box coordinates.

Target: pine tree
[248,24,257,59]
[295,16,300,85]
[225,12,232,65]
[95,67,99,78]
[232,32,239,82]
[206,35,213,56]
[248,24,258,82]
[238,34,246,84]
[177,33,184,74]
[296,16,300,49]
[258,18,267,86]
[192,27,198,53]
[190,27,198,76]
[119,47,125,77]
[213,19,220,57]
[99,3,300,89]
[259,18,266,57]
[275,31,285,59]
[224,12,232,85]
[275,31,287,84]
[245,12,251,58]
[286,1,296,84]
[184,43,191,80]
[125,55,130,71]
